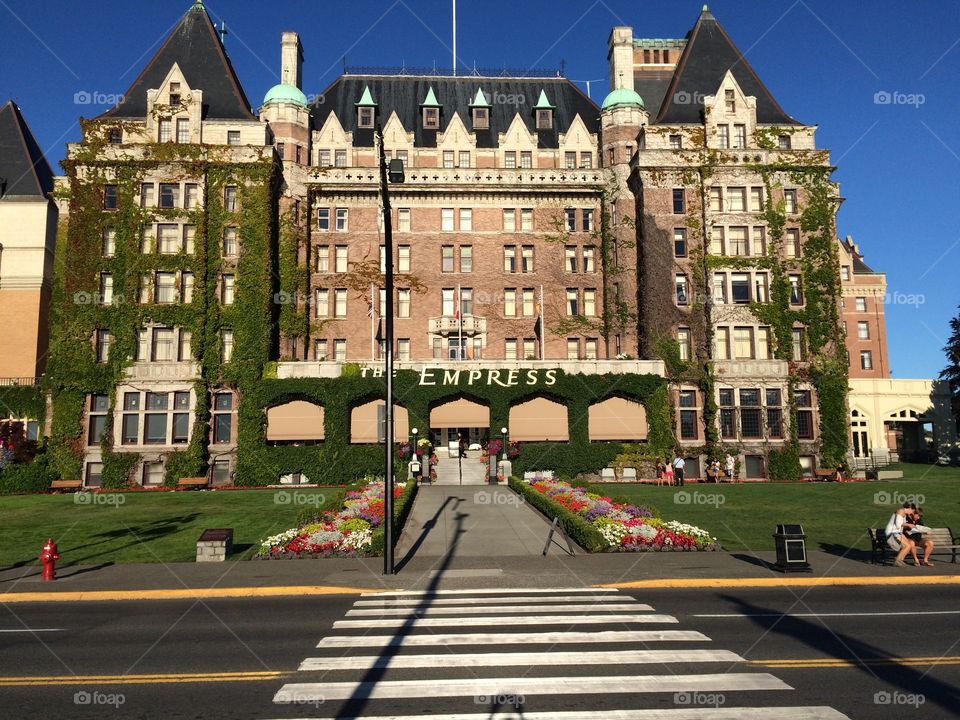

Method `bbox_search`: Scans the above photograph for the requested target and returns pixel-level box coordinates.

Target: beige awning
[509,397,569,441]
[350,401,409,443]
[430,398,490,429]
[588,397,648,441]
[266,401,325,441]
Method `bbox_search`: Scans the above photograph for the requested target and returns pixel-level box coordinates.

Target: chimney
[281,32,303,89]
[608,26,634,91]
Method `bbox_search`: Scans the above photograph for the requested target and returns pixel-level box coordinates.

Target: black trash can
[773,524,811,572]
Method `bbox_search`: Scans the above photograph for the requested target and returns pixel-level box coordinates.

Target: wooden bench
[50,480,82,492]
[869,527,959,564]
[177,476,209,490]
[814,469,837,481]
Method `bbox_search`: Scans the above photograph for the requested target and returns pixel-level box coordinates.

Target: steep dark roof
[655,8,800,125]
[633,71,674,119]
[839,237,876,273]
[0,101,54,199]
[311,76,599,148]
[101,3,254,121]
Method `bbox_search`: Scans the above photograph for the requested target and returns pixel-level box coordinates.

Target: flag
[454,286,460,320]
[367,300,374,319]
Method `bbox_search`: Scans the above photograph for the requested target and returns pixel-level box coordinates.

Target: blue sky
[3,0,958,378]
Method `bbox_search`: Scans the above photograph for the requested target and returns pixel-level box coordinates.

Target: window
[521,246,534,273]
[314,339,328,360]
[792,328,806,361]
[460,245,473,273]
[397,288,411,318]
[520,288,534,317]
[393,207,411,234]
[584,289,597,316]
[584,338,598,360]
[504,151,517,169]
[778,134,792,150]
[860,350,873,370]
[358,106,374,128]
[733,124,746,149]
[719,388,736,439]
[855,297,867,312]
[677,327,691,361]
[674,228,687,257]
[441,208,454,232]
[223,185,238,211]
[582,210,594,233]
[158,118,172,143]
[398,245,410,273]
[155,272,176,303]
[396,338,410,361]
[767,388,784,438]
[718,124,730,149]
[709,186,722,212]
[318,149,331,167]
[158,224,179,254]
[441,288,456,316]
[520,208,533,231]
[179,330,192,360]
[841,266,850,281]
[565,208,577,232]
[503,209,516,232]
[152,328,175,361]
[176,118,189,144]
[316,246,330,273]
[184,183,198,209]
[714,326,730,360]
[103,185,117,210]
[725,88,735,113]
[789,275,803,305]
[221,329,234,363]
[183,225,195,254]
[740,389,762,438]
[317,208,330,231]
[752,226,766,256]
[504,289,517,317]
[672,188,685,214]
[564,151,577,169]
[669,134,682,150]
[758,326,771,359]
[567,338,579,360]
[315,289,330,317]
[334,288,347,317]
[159,183,179,209]
[95,330,111,363]
[504,246,517,273]
[213,393,233,444]
[333,339,346,361]
[334,245,348,273]
[520,151,533,169]
[459,208,472,232]
[108,128,122,144]
[182,272,194,303]
[442,150,454,168]
[335,149,347,167]
[754,274,768,303]
[785,228,801,257]
[857,321,870,340]
[335,208,348,231]
[459,151,471,168]
[536,108,553,129]
[675,275,688,305]
[728,226,748,256]
[227,130,241,145]
[580,152,593,168]
[733,327,753,360]
[713,273,727,304]
[566,288,579,315]
[784,189,798,213]
[461,288,474,316]
[727,187,746,212]
[731,273,750,303]
[99,273,113,305]
[143,392,169,445]
[583,246,596,273]
[102,228,116,256]
[680,406,698,440]
[221,275,235,305]
[472,107,488,129]
[172,391,190,444]
[223,228,237,256]
[795,390,814,439]
[442,245,455,273]
[505,338,518,360]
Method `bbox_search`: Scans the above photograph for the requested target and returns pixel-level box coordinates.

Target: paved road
[2,584,958,718]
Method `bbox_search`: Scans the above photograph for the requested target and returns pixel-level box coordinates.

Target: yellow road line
[750,655,960,669]
[0,585,397,604]
[597,575,960,590]
[0,671,292,686]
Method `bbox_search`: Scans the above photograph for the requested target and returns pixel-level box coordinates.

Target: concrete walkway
[431,450,488,485]
[394,485,559,564]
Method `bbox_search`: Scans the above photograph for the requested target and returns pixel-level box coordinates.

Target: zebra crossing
[265,587,849,719]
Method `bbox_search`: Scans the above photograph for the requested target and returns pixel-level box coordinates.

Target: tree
[941,304,960,430]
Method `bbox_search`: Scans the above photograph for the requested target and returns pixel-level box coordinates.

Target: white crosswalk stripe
[266,588,851,719]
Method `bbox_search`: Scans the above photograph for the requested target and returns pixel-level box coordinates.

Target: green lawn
[603,463,960,554]
[0,487,343,568]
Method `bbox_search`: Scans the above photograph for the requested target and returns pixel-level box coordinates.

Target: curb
[0,584,396,604]
[597,575,960,590]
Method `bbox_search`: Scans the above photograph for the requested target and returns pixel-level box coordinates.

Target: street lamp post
[377,122,404,576]
[501,426,508,461]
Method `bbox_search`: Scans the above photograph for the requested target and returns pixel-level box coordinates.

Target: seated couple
[885,502,935,567]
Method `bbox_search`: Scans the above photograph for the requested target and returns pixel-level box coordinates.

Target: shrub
[368,478,419,556]
[0,455,57,495]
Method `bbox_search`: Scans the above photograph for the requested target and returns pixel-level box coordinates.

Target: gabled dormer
[469,88,491,130]
[533,89,555,130]
[355,86,377,129]
[704,71,756,150]
[420,86,441,130]
[146,63,202,144]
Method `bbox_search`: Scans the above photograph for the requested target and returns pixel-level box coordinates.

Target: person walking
[663,459,674,486]
[725,452,736,483]
[654,458,666,486]
[672,454,686,487]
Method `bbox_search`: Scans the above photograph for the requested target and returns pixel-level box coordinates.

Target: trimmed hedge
[508,476,605,552]
[0,455,58,495]
[368,477,420,556]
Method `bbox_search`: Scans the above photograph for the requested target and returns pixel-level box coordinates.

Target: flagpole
[539,284,545,360]
[457,283,463,360]
[452,0,457,77]
[370,283,375,361]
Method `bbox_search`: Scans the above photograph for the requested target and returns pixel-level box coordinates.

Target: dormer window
[358,106,375,129]
[158,118,172,143]
[725,89,735,113]
[423,107,440,129]
[169,82,181,106]
[536,109,553,130]
[472,107,488,129]
[108,128,122,144]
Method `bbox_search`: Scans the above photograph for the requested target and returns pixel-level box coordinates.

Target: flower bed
[256,478,406,558]
[527,479,719,552]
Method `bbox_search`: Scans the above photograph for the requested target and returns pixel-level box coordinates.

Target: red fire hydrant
[39,538,59,581]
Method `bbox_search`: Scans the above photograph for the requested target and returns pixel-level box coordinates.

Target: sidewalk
[2,549,958,600]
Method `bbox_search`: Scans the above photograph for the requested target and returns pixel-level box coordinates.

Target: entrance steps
[432,451,488,485]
